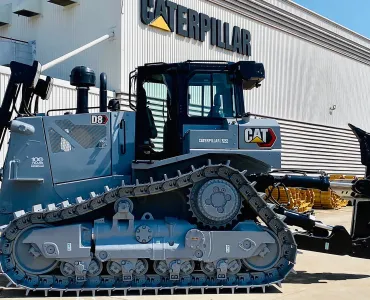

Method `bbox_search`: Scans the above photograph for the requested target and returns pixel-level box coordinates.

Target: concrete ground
[1,207,369,299]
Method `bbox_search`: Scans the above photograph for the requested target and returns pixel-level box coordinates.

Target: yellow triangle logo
[251,136,264,143]
[149,16,171,32]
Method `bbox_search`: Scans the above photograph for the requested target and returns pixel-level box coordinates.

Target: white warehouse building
[0,0,369,175]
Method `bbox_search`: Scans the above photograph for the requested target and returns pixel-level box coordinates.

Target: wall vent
[0,4,12,26]
[13,0,42,17]
[48,0,79,7]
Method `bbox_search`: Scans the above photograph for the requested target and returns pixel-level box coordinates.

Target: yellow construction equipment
[266,185,348,212]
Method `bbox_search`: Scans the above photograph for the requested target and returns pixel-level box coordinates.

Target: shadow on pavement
[285,271,370,284]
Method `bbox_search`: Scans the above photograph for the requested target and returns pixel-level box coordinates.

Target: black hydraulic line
[33,96,39,114]
[0,79,18,136]
[0,61,40,153]
[19,85,34,116]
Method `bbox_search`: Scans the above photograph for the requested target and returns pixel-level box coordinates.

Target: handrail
[41,32,115,72]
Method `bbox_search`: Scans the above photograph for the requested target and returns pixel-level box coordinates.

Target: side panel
[238,118,282,169]
[43,113,112,183]
[54,111,136,201]
[0,117,62,225]
[183,124,239,153]
[181,119,281,169]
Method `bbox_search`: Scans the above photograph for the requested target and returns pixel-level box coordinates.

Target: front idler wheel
[13,225,58,275]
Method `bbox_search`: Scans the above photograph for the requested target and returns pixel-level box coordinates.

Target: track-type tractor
[0,56,369,296]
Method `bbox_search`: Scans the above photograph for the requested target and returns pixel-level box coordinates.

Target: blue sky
[293,0,370,39]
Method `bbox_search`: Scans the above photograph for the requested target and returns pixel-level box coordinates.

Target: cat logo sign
[245,128,277,148]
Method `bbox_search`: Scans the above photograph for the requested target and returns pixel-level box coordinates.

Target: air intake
[70,66,96,114]
[48,0,79,7]
[13,0,41,17]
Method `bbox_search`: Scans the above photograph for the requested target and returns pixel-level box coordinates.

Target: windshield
[188,73,237,118]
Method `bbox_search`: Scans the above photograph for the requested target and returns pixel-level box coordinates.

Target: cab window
[188,73,236,118]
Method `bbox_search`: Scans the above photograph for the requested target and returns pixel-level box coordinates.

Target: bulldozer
[0,54,370,296]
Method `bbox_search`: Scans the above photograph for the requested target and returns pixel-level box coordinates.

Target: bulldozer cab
[131,61,265,160]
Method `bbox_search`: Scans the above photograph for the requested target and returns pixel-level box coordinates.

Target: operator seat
[208,94,222,118]
[137,87,158,155]
[146,106,158,140]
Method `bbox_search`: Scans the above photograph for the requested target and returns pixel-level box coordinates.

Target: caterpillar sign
[140,0,252,56]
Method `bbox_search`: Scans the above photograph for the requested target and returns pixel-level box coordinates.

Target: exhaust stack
[70,66,96,114]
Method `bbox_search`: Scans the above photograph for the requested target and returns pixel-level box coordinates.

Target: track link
[0,161,297,296]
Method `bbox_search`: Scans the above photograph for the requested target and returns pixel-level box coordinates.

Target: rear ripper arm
[247,123,370,259]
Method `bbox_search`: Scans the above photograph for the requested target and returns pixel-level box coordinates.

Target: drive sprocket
[188,178,243,228]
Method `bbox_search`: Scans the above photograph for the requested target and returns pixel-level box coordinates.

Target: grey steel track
[0,160,297,297]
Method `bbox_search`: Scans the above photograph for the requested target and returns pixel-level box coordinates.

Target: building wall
[1,0,370,130]
[0,38,34,65]
[0,0,122,91]
[121,0,370,131]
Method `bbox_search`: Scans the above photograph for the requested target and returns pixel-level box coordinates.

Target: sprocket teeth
[46,203,56,211]
[76,197,84,204]
[32,204,43,213]
[13,210,25,219]
[60,201,70,208]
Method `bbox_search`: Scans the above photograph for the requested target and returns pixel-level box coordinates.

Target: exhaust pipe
[70,66,96,114]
